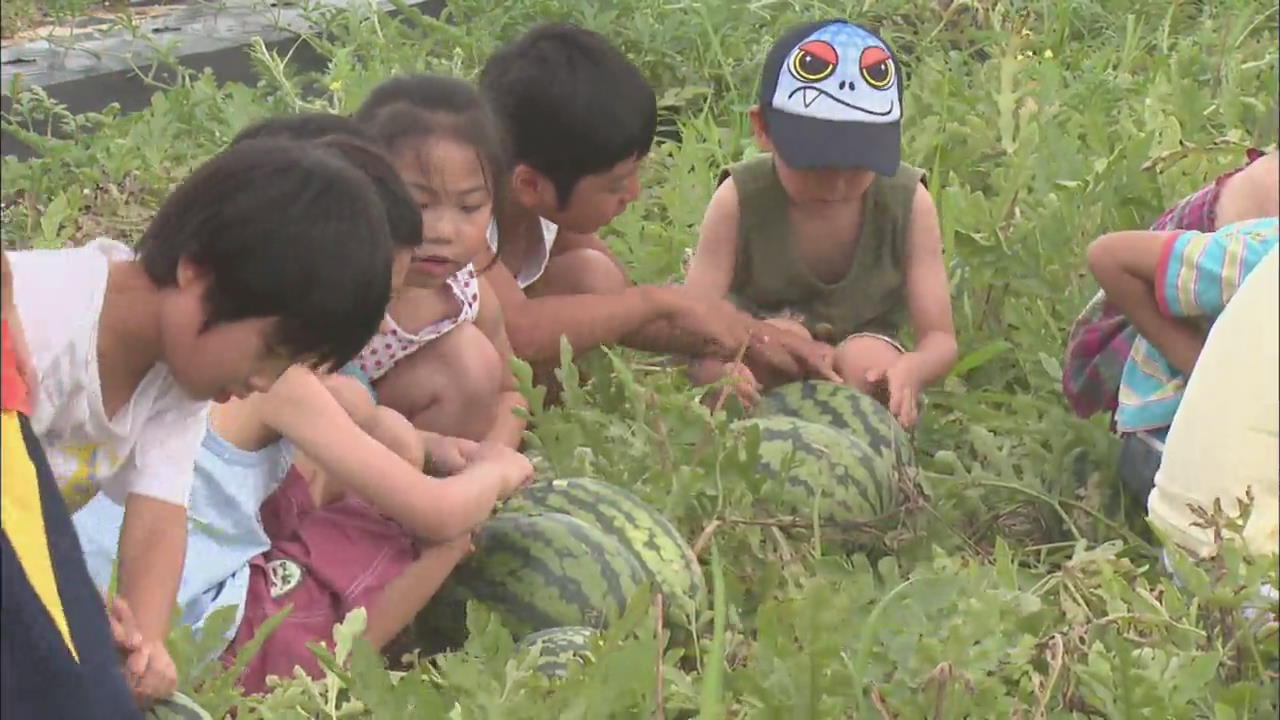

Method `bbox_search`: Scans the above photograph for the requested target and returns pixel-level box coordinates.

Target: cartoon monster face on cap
[770,22,899,125]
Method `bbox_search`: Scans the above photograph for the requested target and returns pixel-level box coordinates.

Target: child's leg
[363,535,472,651]
[835,333,904,403]
[527,248,627,297]
[1116,431,1163,504]
[372,323,504,442]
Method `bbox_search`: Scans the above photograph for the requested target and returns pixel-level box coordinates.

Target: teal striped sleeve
[1158,218,1280,318]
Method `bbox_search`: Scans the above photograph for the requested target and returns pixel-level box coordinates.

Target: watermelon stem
[654,592,667,720]
[698,542,727,719]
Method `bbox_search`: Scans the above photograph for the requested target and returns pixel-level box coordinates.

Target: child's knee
[836,334,903,390]
[535,248,627,296]
[324,374,377,427]
[367,406,426,469]
[450,323,504,405]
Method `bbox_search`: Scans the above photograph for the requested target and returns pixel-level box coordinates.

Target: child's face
[159,259,297,403]
[392,136,494,289]
[522,155,643,234]
[750,106,876,205]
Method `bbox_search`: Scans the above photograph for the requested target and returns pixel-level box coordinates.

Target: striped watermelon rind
[733,415,901,530]
[417,512,649,647]
[755,380,914,468]
[503,477,705,631]
[516,625,599,678]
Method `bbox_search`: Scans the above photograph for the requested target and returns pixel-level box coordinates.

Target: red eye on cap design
[789,40,838,83]
[859,46,895,89]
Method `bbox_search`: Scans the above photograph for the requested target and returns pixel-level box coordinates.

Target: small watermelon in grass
[755,380,914,468]
[516,626,599,678]
[503,477,705,633]
[732,415,903,535]
[414,512,648,651]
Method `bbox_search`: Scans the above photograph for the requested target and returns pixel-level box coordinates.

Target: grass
[2,0,1279,716]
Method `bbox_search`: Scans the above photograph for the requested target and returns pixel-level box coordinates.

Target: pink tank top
[357,263,481,381]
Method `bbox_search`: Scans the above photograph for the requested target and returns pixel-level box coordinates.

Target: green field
[3,0,1278,716]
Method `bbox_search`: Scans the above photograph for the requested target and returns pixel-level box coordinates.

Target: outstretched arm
[253,367,516,541]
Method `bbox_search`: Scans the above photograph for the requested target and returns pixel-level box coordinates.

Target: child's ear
[747,107,773,151]
[510,163,546,208]
[175,256,209,290]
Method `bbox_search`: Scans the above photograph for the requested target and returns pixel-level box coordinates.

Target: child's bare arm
[473,275,528,448]
[482,248,753,363]
[1216,151,1279,228]
[257,367,525,541]
[362,534,473,650]
[901,184,959,387]
[1086,230,1204,374]
[685,177,742,299]
[116,494,185,699]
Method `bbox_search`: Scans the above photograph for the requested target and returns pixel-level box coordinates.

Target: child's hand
[690,358,761,408]
[468,443,534,499]
[123,638,178,709]
[662,291,754,358]
[864,353,924,429]
[420,431,479,475]
[102,592,143,657]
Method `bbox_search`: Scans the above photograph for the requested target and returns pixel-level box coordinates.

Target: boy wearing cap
[685,19,957,428]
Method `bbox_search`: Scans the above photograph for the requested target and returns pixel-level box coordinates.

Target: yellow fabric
[1148,248,1280,558]
[1,410,80,661]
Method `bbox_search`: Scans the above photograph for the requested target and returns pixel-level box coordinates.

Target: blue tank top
[72,420,292,648]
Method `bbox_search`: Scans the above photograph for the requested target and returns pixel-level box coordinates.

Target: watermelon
[414,512,649,650]
[732,415,901,531]
[755,380,914,467]
[503,477,704,631]
[516,626,599,678]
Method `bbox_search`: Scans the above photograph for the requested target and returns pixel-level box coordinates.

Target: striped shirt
[1115,216,1279,435]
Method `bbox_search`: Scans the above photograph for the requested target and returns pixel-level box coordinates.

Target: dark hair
[137,139,392,372]
[355,74,508,199]
[356,75,508,272]
[230,112,375,146]
[229,113,421,250]
[312,136,421,250]
[478,22,656,207]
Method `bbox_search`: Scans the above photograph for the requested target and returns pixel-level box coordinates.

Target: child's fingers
[125,644,151,681]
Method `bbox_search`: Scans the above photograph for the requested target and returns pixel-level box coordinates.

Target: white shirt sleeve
[103,398,210,508]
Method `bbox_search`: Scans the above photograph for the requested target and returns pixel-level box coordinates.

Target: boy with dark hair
[685,20,958,427]
[466,23,836,381]
[5,137,396,708]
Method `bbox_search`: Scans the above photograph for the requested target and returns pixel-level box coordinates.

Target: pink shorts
[221,466,418,695]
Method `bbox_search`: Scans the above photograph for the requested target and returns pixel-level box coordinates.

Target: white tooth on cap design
[800,87,820,108]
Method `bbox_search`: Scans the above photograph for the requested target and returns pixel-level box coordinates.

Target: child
[2,251,143,718]
[1147,248,1278,567]
[1085,216,1279,500]
[461,24,837,384]
[353,75,526,447]
[7,137,397,707]
[72,117,531,694]
[684,19,958,428]
[1063,149,1279,425]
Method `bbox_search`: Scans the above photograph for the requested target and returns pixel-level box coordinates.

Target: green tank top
[723,153,924,344]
